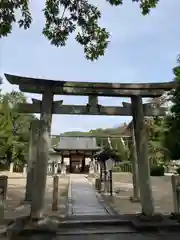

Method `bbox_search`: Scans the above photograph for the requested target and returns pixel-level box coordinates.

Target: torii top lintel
[4,73,176,98]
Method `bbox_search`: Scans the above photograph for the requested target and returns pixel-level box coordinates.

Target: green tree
[0,91,36,169]
[163,61,180,159]
[147,97,171,164]
[1,0,160,60]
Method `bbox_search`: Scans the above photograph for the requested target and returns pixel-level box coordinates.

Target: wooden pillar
[130,124,140,202]
[131,96,154,216]
[31,87,53,219]
[25,120,40,202]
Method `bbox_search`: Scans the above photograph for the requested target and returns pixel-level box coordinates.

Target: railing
[113,161,180,174]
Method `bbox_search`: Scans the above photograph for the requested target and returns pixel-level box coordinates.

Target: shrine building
[48,136,100,174]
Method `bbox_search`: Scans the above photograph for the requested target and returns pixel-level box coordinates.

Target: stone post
[131,96,154,216]
[47,164,51,174]
[25,120,40,202]
[9,163,14,173]
[130,124,140,202]
[109,170,113,196]
[54,164,58,175]
[52,175,59,211]
[0,175,8,224]
[23,164,27,176]
[0,189,4,224]
[97,163,101,174]
[171,175,180,214]
[31,87,53,219]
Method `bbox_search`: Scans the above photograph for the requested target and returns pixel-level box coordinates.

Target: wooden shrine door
[70,154,84,173]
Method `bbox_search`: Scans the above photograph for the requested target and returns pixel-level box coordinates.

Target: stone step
[60,215,130,227]
[19,225,137,237]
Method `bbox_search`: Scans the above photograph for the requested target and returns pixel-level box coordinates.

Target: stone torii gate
[4,73,175,219]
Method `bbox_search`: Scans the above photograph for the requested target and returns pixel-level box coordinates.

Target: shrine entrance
[70,154,83,173]
[53,136,100,173]
[4,73,175,220]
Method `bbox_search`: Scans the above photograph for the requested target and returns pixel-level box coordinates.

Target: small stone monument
[89,161,95,174]
[61,162,66,175]
[9,163,14,173]
[54,163,58,175]
[23,164,27,176]
[105,157,114,171]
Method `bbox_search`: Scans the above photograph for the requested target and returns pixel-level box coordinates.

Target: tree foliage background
[163,58,180,160]
[0,90,36,171]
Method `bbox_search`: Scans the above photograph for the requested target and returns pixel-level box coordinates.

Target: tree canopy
[163,60,180,160]
[1,0,160,60]
[0,90,37,170]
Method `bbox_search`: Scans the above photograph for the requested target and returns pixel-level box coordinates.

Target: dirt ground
[92,172,174,215]
[1,171,175,219]
[0,171,69,221]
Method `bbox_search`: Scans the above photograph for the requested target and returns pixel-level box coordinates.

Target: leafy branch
[0,0,160,60]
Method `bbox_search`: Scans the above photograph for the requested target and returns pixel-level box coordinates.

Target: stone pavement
[68,174,109,216]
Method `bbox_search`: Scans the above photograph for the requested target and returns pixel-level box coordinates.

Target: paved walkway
[68,174,109,216]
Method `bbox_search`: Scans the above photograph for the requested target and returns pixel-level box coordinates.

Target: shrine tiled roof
[53,136,100,151]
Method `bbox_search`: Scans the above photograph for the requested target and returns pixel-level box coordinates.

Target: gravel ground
[0,172,69,221]
[89,172,174,214]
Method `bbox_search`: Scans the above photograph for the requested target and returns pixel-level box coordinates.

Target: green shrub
[150,165,165,176]
[176,167,180,175]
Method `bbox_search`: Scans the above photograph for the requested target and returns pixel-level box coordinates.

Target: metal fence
[113,161,180,174]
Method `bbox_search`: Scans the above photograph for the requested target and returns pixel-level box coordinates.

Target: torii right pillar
[131,96,154,216]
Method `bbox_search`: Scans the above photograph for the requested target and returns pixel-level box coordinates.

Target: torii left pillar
[25,120,40,202]
[31,87,53,220]
[130,123,140,202]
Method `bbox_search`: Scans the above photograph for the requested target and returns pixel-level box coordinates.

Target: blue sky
[0,0,179,134]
